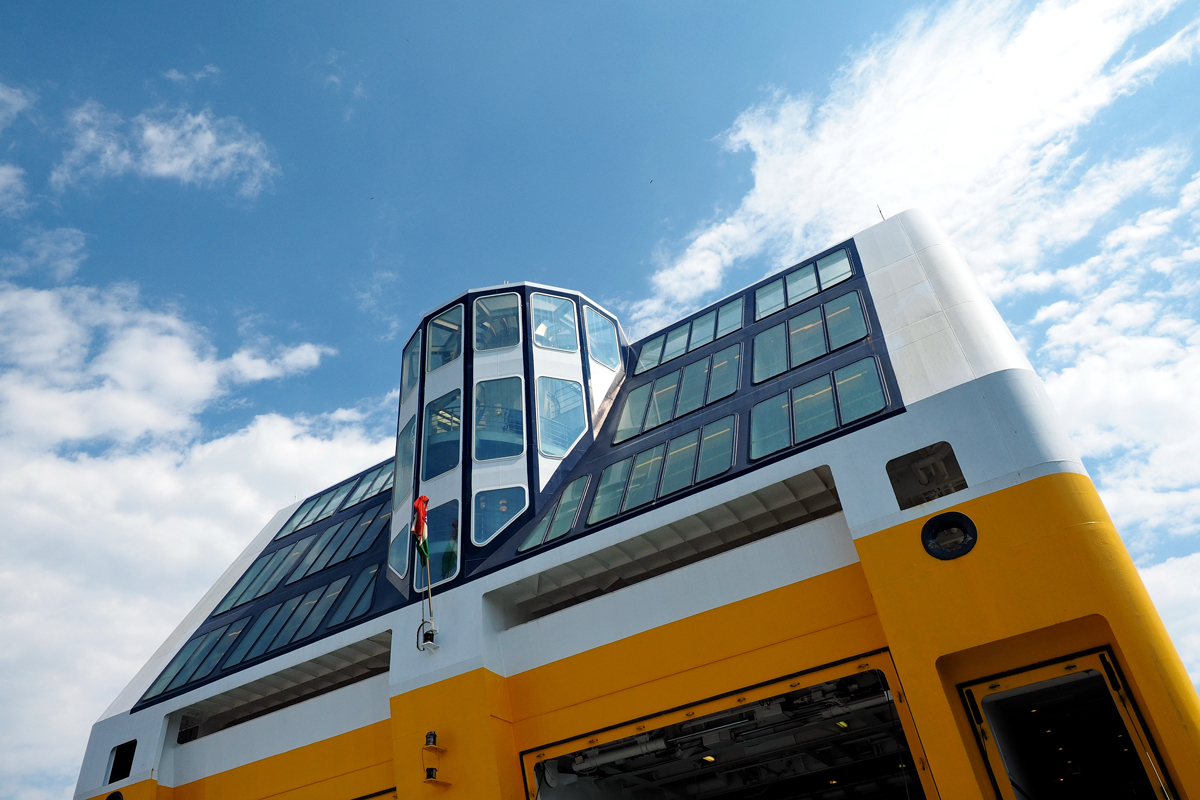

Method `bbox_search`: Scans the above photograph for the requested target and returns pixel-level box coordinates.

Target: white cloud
[163,64,221,85]
[0,164,29,216]
[0,81,32,133]
[51,100,279,199]
[0,228,87,281]
[0,279,380,799]
[630,0,1200,331]
[1141,554,1200,686]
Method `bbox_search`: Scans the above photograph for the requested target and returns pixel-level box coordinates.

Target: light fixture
[701,756,715,763]
[835,720,849,729]
[829,780,838,785]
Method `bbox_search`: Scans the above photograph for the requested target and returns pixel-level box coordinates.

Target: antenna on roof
[877,204,886,221]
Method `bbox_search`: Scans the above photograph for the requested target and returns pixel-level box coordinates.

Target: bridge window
[426,304,463,372]
[622,444,666,512]
[401,330,421,402]
[706,343,741,403]
[474,377,524,461]
[688,309,716,350]
[395,416,416,501]
[613,382,652,444]
[422,389,462,480]
[786,262,818,305]
[825,292,869,350]
[755,277,786,320]
[585,307,621,369]
[415,501,460,590]
[752,323,788,383]
[531,293,578,352]
[659,324,690,364]
[716,297,744,338]
[475,293,521,352]
[834,358,886,423]
[673,358,709,418]
[787,307,826,367]
[537,377,586,457]
[792,375,836,443]
[817,248,853,287]
[696,415,736,481]
[519,476,589,551]
[750,391,792,459]
[588,458,633,524]
[642,370,680,431]
[473,486,527,545]
[658,430,699,496]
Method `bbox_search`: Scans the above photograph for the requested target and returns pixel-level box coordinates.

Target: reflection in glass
[401,330,421,403]
[475,293,521,351]
[622,445,665,512]
[696,416,735,481]
[660,325,689,364]
[635,334,664,374]
[688,309,716,351]
[788,308,827,368]
[750,392,791,459]
[755,278,786,320]
[792,375,837,443]
[518,513,553,552]
[389,525,409,578]
[817,249,852,288]
[546,477,588,542]
[293,576,350,641]
[474,377,524,461]
[613,383,652,444]
[585,307,621,369]
[753,324,788,383]
[414,501,460,591]
[716,297,744,339]
[395,416,417,503]
[835,358,886,423]
[706,344,741,403]
[659,430,699,496]
[673,358,709,419]
[427,305,463,372]
[588,458,632,524]
[824,292,868,350]
[329,564,379,627]
[191,617,248,682]
[537,377,586,457]
[642,370,680,431]
[786,264,818,305]
[531,293,578,351]
[275,496,317,539]
[473,486,527,545]
[422,389,462,480]
[222,605,281,669]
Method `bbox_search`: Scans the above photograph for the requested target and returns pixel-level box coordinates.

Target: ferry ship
[75,210,1200,800]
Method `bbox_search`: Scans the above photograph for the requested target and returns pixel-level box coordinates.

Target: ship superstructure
[76,210,1200,800]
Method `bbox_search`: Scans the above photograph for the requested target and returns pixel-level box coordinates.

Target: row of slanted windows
[519,357,888,553]
[142,561,381,701]
[615,344,741,443]
[274,460,394,540]
[399,293,622,404]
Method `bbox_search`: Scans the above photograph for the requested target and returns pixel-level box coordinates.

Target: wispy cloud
[0,228,87,282]
[51,100,279,199]
[162,64,221,85]
[0,164,29,217]
[0,81,33,133]
[630,0,1200,331]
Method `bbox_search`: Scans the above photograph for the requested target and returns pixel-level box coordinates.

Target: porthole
[920,511,977,560]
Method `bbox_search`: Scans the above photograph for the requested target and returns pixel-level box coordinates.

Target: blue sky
[2,2,1200,798]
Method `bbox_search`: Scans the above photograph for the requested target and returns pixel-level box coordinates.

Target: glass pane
[634,335,664,374]
[537,377,586,457]
[788,308,827,368]
[755,278,786,320]
[239,548,289,600]
[750,392,792,459]
[688,310,717,351]
[350,507,391,557]
[389,524,409,578]
[329,565,378,627]
[474,377,524,461]
[293,576,350,641]
[613,383,652,444]
[531,293,578,352]
[257,540,314,596]
[313,480,356,522]
[345,466,383,508]
[395,416,417,501]
[348,575,376,619]
[660,325,689,364]
[166,627,224,692]
[415,500,460,590]
[518,512,554,552]
[786,264,818,305]
[587,458,632,524]
[473,486,527,544]
[547,477,589,541]
[622,445,665,512]
[426,304,463,372]
[222,604,281,669]
[145,635,207,697]
[275,496,317,540]
[191,617,249,681]
[214,555,271,614]
[696,416,736,481]
[642,370,680,431]
[301,518,359,578]
[716,297,744,338]
[706,344,741,403]
[585,307,621,369]
[835,358,886,423]
[297,489,335,528]
[824,292,868,350]
[327,511,370,565]
[658,430,699,496]
[422,389,462,480]
[401,330,421,403]
[268,585,325,651]
[285,528,337,585]
[753,324,788,383]
[475,293,521,351]
[673,358,709,418]
[817,249,852,288]
[792,375,837,443]
[246,595,303,662]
